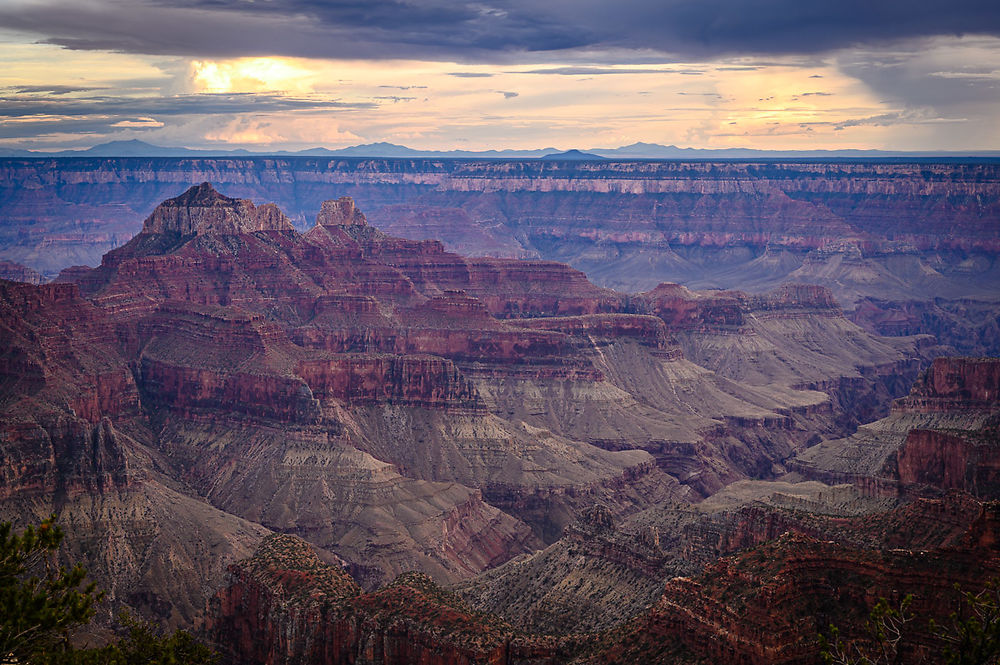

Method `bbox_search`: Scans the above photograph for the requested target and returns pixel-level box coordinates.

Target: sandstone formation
[586,498,1000,665]
[1,158,996,304]
[212,495,999,665]
[0,259,44,284]
[0,182,969,653]
[0,279,271,630]
[790,357,1000,498]
[140,182,295,235]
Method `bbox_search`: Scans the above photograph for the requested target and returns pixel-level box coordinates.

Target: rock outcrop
[790,357,1000,499]
[3,158,997,309]
[0,259,44,284]
[591,498,1000,665]
[141,182,294,235]
[316,196,368,227]
[210,534,570,665]
[215,496,999,665]
[0,183,953,645]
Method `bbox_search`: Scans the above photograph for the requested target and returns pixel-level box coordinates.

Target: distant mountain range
[2,138,999,160]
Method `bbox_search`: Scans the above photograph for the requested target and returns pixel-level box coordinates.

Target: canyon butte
[0,174,997,664]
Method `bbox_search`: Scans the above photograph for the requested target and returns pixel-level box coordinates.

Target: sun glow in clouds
[191,58,320,94]
[2,25,1000,151]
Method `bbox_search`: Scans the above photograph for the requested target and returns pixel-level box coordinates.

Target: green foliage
[1,517,217,665]
[821,584,1000,665]
[0,516,102,664]
[930,581,1000,665]
[42,614,218,665]
[819,596,913,665]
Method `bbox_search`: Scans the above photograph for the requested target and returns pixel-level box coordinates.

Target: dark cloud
[6,85,109,95]
[799,91,833,96]
[499,90,519,98]
[840,50,1000,110]
[447,72,495,77]
[0,117,115,139]
[508,66,702,75]
[1,0,998,62]
[833,112,912,129]
[0,90,372,140]
[0,92,373,119]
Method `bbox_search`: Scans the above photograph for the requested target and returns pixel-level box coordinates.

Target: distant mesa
[539,149,606,160]
[316,196,368,227]
[141,182,294,235]
[0,259,45,284]
[8,138,1000,159]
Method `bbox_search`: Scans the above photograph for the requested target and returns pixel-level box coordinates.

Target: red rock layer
[894,356,1000,412]
[510,313,671,348]
[638,281,842,332]
[210,534,569,665]
[142,181,294,235]
[297,354,482,409]
[0,259,45,284]
[589,499,1000,665]
[897,429,1000,497]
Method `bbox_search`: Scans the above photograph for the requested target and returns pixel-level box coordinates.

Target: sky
[1,0,999,152]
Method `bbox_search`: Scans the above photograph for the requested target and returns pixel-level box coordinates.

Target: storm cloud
[1,0,998,62]
[0,92,373,119]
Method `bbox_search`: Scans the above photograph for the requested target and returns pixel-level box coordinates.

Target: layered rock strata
[790,357,1000,498]
[0,182,942,637]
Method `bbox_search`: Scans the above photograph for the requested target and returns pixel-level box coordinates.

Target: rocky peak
[141,182,294,235]
[316,197,367,227]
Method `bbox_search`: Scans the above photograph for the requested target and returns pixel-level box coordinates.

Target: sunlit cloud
[0,7,998,152]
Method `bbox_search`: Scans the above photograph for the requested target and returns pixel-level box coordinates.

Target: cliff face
[600,503,1000,665]
[216,497,999,665]
[790,357,1000,499]
[850,297,1000,356]
[0,183,955,643]
[1,158,996,314]
[895,356,1000,410]
[210,534,568,665]
[0,259,44,284]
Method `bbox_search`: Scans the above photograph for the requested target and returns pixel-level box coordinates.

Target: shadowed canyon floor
[0,183,997,664]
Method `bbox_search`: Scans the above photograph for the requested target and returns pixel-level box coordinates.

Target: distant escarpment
[1,158,996,300]
[4,158,996,364]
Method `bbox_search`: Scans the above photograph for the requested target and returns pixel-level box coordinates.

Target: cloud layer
[2,0,999,61]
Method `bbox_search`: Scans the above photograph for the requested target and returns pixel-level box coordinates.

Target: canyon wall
[1,158,995,299]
